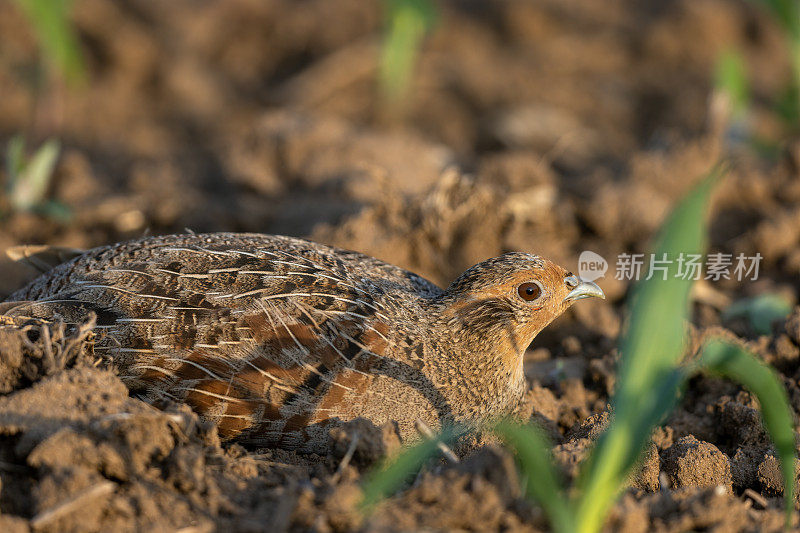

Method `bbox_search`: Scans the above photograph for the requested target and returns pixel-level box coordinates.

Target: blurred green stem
[791,37,800,116]
[379,0,435,110]
[13,0,86,87]
[574,169,721,533]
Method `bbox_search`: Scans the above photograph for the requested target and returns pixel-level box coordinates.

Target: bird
[2,233,604,452]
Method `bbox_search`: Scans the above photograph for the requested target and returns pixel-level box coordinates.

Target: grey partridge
[3,233,604,452]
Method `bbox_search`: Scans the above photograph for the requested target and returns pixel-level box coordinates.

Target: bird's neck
[432,292,530,360]
[426,295,528,416]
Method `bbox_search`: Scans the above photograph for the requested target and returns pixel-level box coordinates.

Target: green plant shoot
[751,0,800,121]
[379,0,436,107]
[360,425,467,511]
[573,167,721,533]
[723,293,794,335]
[697,340,797,523]
[5,135,61,213]
[13,0,86,86]
[492,422,573,533]
[715,48,750,118]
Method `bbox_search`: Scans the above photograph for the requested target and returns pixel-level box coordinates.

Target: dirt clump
[0,316,96,394]
[364,446,539,532]
[329,418,403,470]
[661,435,733,492]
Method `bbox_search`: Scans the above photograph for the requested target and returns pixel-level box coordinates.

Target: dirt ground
[0,0,799,531]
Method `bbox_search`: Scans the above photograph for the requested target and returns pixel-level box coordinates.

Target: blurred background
[1,0,799,331]
[4,3,800,529]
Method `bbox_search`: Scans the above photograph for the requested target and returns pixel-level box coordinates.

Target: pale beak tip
[563,280,605,303]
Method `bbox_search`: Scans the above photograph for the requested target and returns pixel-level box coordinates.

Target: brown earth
[0,0,799,531]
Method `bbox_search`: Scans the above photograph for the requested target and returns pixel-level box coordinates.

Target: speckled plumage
[4,233,601,452]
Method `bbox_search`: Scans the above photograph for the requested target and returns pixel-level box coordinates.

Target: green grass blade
[360,427,457,510]
[715,49,750,118]
[379,0,435,106]
[493,422,574,533]
[575,165,723,533]
[13,0,86,86]
[750,1,800,120]
[574,367,688,533]
[753,0,800,39]
[697,339,797,523]
[722,293,793,335]
[614,167,720,397]
[622,367,689,459]
[10,139,60,211]
[6,135,26,179]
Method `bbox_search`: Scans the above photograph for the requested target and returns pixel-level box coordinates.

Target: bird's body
[4,233,603,452]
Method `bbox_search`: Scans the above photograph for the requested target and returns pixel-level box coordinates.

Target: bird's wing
[5,241,395,446]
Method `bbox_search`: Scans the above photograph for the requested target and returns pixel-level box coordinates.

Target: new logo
[578,250,608,281]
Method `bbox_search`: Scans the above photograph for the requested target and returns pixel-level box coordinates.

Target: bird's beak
[563,280,605,303]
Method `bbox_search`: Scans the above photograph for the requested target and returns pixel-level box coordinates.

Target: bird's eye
[517,282,542,301]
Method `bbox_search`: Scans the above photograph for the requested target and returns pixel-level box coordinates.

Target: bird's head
[440,253,605,357]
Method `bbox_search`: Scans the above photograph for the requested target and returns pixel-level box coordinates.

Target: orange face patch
[443,259,575,380]
[488,263,570,302]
